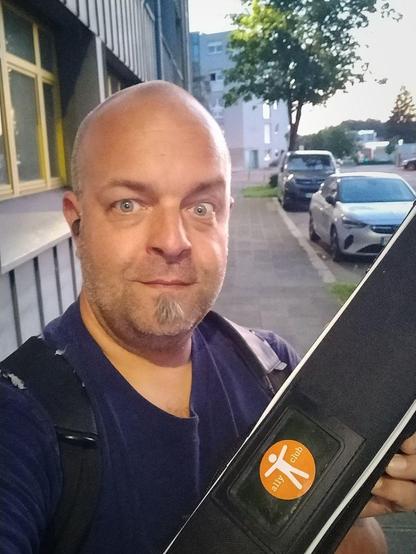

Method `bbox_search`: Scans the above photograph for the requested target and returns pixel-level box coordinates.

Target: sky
[188,0,416,135]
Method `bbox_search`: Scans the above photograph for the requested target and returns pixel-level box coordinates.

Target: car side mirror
[325,195,336,206]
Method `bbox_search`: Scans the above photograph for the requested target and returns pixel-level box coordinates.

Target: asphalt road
[283,164,416,285]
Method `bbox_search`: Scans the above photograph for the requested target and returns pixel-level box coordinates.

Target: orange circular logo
[259,439,316,500]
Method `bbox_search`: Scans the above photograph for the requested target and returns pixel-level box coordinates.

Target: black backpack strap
[206,311,291,395]
[0,337,100,554]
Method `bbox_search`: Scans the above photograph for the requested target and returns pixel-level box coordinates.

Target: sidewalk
[214,176,339,356]
[214,173,416,553]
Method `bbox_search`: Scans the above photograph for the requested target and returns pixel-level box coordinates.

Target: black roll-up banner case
[165,203,416,554]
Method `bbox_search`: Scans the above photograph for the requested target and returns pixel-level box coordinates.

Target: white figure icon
[264,444,310,490]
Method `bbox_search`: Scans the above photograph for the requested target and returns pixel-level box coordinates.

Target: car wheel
[410,162,416,170]
[282,193,293,211]
[330,227,343,262]
[308,214,319,242]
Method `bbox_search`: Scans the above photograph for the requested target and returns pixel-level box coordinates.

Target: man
[1,81,415,553]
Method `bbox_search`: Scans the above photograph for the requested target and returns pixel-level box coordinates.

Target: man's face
[68,101,231,347]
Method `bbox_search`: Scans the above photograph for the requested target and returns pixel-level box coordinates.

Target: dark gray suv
[278,150,338,210]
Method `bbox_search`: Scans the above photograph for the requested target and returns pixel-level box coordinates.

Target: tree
[224,0,399,150]
[385,86,416,143]
[301,125,358,159]
[342,119,386,139]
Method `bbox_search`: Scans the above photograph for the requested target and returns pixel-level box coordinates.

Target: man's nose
[147,208,191,262]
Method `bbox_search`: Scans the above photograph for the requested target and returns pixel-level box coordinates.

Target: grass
[242,184,279,198]
[329,282,357,304]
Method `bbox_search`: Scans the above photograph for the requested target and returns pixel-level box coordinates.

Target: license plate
[381,235,391,246]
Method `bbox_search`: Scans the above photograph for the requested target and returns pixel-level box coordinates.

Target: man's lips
[140,279,194,287]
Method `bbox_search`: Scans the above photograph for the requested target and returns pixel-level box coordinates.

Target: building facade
[190,31,289,170]
[0,0,190,359]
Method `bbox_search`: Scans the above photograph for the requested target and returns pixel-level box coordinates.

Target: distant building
[356,129,378,143]
[190,31,289,170]
[0,0,190,359]
[354,130,392,163]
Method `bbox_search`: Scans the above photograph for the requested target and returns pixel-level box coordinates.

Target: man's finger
[371,476,416,512]
[400,433,416,455]
[385,453,416,480]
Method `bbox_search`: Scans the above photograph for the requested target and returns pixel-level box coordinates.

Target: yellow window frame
[0,1,66,200]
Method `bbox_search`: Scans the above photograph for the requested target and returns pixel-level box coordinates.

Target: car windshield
[287,154,334,171]
[338,177,415,203]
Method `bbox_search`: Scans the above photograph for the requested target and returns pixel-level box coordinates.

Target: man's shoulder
[42,300,82,349]
[0,369,60,458]
[199,311,300,372]
[250,328,300,370]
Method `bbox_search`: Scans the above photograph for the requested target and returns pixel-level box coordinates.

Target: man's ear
[230,196,235,209]
[63,191,82,240]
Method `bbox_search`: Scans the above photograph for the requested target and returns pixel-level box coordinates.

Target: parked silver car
[308,172,416,261]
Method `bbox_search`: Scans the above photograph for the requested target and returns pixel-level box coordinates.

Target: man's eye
[114,199,138,213]
[192,202,215,217]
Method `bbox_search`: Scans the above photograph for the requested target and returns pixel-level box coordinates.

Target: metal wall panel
[96,0,106,42]
[14,261,42,344]
[0,239,81,361]
[78,0,89,26]
[38,249,61,325]
[0,273,18,360]
[103,0,112,49]
[64,0,78,14]
[143,5,158,80]
[58,0,161,82]
[87,0,99,35]
[56,241,76,312]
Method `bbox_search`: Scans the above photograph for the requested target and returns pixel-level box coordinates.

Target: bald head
[71,80,230,195]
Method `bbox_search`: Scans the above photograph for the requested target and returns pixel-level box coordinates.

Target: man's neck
[79,291,192,367]
[79,292,193,417]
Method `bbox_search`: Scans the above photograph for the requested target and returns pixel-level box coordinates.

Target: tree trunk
[289,102,303,150]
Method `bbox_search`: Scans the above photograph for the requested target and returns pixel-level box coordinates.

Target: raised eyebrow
[105,179,157,199]
[186,179,227,198]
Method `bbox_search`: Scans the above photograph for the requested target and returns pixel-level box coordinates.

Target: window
[0,2,64,198]
[209,70,224,92]
[262,103,270,119]
[264,123,271,145]
[210,99,224,120]
[207,41,223,55]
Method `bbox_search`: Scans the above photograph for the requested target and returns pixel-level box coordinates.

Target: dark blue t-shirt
[0,302,299,553]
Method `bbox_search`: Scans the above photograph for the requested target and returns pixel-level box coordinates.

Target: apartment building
[190,30,289,170]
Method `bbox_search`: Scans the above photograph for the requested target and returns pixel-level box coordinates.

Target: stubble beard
[79,245,226,353]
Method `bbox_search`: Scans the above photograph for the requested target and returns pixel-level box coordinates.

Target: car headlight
[341,215,366,229]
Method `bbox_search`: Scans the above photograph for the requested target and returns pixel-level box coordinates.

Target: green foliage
[269,174,278,187]
[301,125,358,158]
[329,282,357,304]
[385,137,398,155]
[224,0,400,149]
[385,86,416,143]
[242,184,279,197]
[342,118,386,139]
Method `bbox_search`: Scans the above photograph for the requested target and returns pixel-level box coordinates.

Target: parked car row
[274,150,415,262]
[308,173,416,261]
